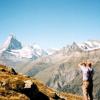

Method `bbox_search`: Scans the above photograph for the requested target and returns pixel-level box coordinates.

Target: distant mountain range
[0,34,100,59]
[0,34,58,59]
[0,34,100,99]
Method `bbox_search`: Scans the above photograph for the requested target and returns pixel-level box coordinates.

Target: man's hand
[78,62,83,67]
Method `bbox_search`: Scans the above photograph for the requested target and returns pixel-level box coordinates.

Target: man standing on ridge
[78,61,94,100]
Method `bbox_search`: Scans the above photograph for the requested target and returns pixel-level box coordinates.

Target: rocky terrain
[0,64,83,100]
[33,47,100,100]
[0,35,100,100]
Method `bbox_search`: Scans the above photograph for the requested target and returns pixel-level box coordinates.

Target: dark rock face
[18,84,49,100]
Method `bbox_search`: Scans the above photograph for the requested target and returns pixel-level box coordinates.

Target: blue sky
[0,0,100,49]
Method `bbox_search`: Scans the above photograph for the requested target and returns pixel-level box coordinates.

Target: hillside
[32,47,100,100]
[0,64,82,100]
[0,40,100,100]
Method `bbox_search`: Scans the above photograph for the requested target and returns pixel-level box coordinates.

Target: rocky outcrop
[0,64,59,100]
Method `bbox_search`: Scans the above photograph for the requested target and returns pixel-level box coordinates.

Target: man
[87,62,94,100]
[78,62,94,100]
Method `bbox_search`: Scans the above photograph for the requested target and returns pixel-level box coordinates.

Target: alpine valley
[0,34,100,100]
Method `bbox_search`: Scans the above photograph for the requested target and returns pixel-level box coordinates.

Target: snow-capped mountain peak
[77,40,100,51]
[0,34,48,59]
[33,44,41,50]
[0,34,22,52]
[46,48,59,55]
[33,43,47,56]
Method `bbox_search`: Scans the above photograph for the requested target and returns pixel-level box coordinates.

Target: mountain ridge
[0,34,48,59]
[1,35,100,58]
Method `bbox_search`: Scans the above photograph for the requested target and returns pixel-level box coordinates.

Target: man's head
[87,62,92,67]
